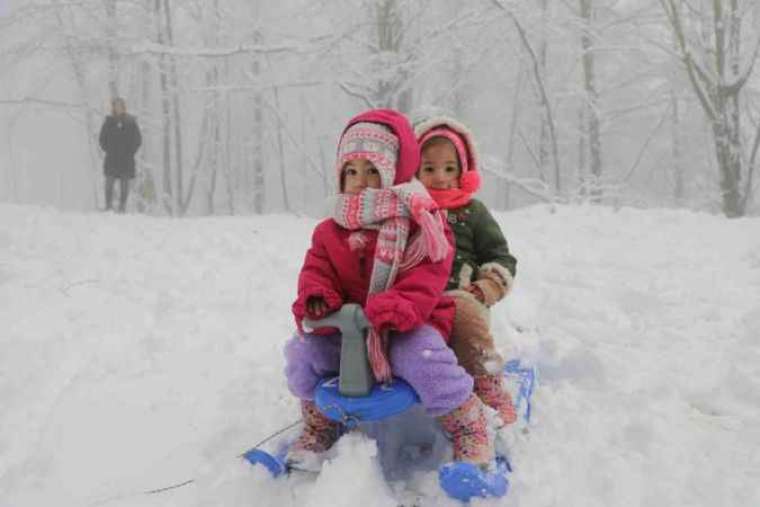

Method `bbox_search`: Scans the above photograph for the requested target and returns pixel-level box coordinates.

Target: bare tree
[660,0,760,216]
[251,30,265,214]
[334,0,415,112]
[153,0,173,213]
[103,0,119,97]
[272,85,291,212]
[3,0,751,216]
[669,63,684,205]
[375,0,412,111]
[135,55,158,213]
[162,0,184,214]
[578,0,602,202]
[491,0,563,195]
[537,0,551,189]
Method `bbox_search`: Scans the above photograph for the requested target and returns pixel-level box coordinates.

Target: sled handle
[302,303,370,337]
[302,304,374,397]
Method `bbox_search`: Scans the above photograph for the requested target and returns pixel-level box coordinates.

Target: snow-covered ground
[1,203,759,507]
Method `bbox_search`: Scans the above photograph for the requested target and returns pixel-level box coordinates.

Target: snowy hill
[1,203,759,507]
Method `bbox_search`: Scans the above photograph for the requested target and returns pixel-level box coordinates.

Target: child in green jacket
[415,116,518,428]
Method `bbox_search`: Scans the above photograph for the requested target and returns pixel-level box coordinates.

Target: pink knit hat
[340,109,420,185]
[337,122,399,189]
[418,125,481,194]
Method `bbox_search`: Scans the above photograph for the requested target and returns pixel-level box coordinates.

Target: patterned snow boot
[437,394,494,468]
[285,399,342,472]
[474,374,517,427]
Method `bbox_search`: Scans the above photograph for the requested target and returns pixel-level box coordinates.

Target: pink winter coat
[292,108,456,340]
[292,219,456,341]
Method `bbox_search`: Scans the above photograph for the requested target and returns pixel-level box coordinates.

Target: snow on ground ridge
[1,203,759,507]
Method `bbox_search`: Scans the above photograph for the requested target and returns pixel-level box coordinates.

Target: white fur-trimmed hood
[414,115,480,175]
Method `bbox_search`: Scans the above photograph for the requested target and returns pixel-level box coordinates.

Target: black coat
[99,114,142,178]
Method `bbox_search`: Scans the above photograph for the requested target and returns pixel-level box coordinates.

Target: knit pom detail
[460,170,481,194]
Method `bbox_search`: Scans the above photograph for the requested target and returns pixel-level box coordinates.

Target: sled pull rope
[142,479,195,495]
[87,419,302,506]
[240,418,303,455]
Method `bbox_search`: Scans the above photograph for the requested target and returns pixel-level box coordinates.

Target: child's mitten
[306,296,329,319]
[473,263,514,307]
[364,293,419,333]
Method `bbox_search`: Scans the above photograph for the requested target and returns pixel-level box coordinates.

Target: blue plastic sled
[243,359,537,502]
[243,304,536,502]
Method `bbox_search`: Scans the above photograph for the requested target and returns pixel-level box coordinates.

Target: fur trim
[414,116,480,175]
[477,262,514,294]
[457,263,474,289]
[446,288,476,300]
[472,278,504,307]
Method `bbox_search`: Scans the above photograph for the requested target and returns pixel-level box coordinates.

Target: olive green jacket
[445,199,517,294]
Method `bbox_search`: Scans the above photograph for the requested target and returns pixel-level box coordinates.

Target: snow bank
[1,203,758,507]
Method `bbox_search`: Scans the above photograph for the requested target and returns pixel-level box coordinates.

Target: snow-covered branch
[480,154,555,203]
[123,40,319,58]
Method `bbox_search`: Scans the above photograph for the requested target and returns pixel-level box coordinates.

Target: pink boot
[286,400,341,471]
[474,374,517,427]
[437,394,494,468]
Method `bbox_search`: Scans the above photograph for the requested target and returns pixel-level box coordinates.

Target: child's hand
[306,296,330,319]
[465,284,486,304]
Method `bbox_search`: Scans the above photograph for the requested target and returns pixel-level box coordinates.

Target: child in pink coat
[284,109,494,471]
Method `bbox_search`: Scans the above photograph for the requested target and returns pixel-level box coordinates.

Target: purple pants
[284,324,473,417]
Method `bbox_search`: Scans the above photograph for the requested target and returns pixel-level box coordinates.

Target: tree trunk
[162,0,184,214]
[501,6,562,197]
[272,86,291,212]
[374,0,411,112]
[223,58,235,214]
[505,63,525,210]
[136,56,157,213]
[450,44,466,118]
[662,0,752,216]
[208,109,219,214]
[580,0,602,203]
[578,105,586,199]
[57,8,101,209]
[668,26,684,205]
[251,32,265,214]
[206,64,220,215]
[104,0,119,97]
[710,0,743,217]
[154,0,173,214]
[206,0,222,215]
[537,0,550,185]
[713,112,743,217]
[670,88,684,204]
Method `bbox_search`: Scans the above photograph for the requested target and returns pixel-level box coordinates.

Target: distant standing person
[98,97,141,212]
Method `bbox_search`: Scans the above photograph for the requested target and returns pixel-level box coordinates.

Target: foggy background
[1,0,759,218]
[2,3,760,505]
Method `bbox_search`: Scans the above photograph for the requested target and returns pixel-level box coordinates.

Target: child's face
[419,140,461,190]
[342,158,382,194]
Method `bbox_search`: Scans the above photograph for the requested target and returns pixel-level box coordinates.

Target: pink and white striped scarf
[332,179,449,382]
